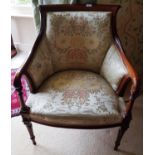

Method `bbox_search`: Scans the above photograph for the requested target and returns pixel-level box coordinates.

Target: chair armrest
[116,52,139,114]
[100,44,129,91]
[13,68,31,113]
[100,43,138,114]
[14,8,54,92]
[26,36,54,90]
[13,34,54,112]
[14,35,54,93]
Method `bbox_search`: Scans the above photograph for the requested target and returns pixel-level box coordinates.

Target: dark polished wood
[22,113,122,129]
[14,79,29,111]
[22,117,36,145]
[40,4,120,12]
[114,112,132,150]
[13,4,138,150]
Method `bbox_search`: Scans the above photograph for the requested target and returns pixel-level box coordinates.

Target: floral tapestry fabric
[26,11,130,92]
[26,70,126,125]
[27,36,54,88]
[46,12,112,73]
[27,11,113,88]
[100,44,128,90]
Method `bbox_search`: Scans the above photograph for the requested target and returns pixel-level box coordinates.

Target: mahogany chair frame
[14,4,138,150]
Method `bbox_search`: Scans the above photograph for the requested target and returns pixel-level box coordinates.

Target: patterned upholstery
[28,36,54,88]
[46,12,112,72]
[25,11,129,126]
[100,44,128,90]
[27,11,113,88]
[26,70,126,126]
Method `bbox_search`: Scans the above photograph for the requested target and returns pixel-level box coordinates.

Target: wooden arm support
[13,70,30,114]
[111,6,139,115]
[118,76,138,114]
[116,51,139,115]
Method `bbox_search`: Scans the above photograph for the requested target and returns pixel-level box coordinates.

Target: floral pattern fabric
[27,36,54,88]
[46,12,112,73]
[26,70,126,125]
[100,44,128,90]
[27,11,113,88]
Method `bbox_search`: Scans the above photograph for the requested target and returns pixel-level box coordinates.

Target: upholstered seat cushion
[26,70,126,127]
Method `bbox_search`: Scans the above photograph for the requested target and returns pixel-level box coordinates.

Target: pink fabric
[11,69,29,117]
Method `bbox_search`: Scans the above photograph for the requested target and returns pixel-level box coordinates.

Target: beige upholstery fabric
[26,70,126,126]
[100,44,128,91]
[26,11,128,96]
[27,36,54,88]
[26,11,113,88]
[46,12,112,73]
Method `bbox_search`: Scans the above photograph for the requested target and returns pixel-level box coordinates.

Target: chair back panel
[46,11,112,72]
[26,5,120,89]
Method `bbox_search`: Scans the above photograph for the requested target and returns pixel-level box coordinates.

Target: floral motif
[66,48,87,63]
[28,36,54,88]
[27,10,131,93]
[46,12,112,72]
[27,70,125,123]
[55,34,70,49]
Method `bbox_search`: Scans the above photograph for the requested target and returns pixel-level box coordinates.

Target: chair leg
[22,117,36,145]
[114,112,132,150]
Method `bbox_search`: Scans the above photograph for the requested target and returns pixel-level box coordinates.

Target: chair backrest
[26,4,120,89]
[46,11,112,72]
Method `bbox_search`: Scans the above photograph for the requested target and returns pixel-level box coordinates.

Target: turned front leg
[22,117,36,145]
[15,80,37,145]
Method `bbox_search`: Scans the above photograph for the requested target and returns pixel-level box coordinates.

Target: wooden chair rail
[39,4,120,13]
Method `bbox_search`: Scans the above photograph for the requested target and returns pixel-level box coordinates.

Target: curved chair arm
[14,16,53,94]
[115,44,138,114]
[13,35,54,112]
[13,7,54,96]
[13,50,36,112]
[116,53,139,114]
[100,43,138,115]
[13,68,31,113]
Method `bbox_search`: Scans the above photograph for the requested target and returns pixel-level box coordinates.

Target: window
[11,0,31,7]
[11,0,33,17]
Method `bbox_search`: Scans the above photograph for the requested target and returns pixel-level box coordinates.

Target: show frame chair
[14,4,138,150]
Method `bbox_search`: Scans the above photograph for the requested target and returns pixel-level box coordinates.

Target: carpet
[11,69,29,117]
[12,95,143,155]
